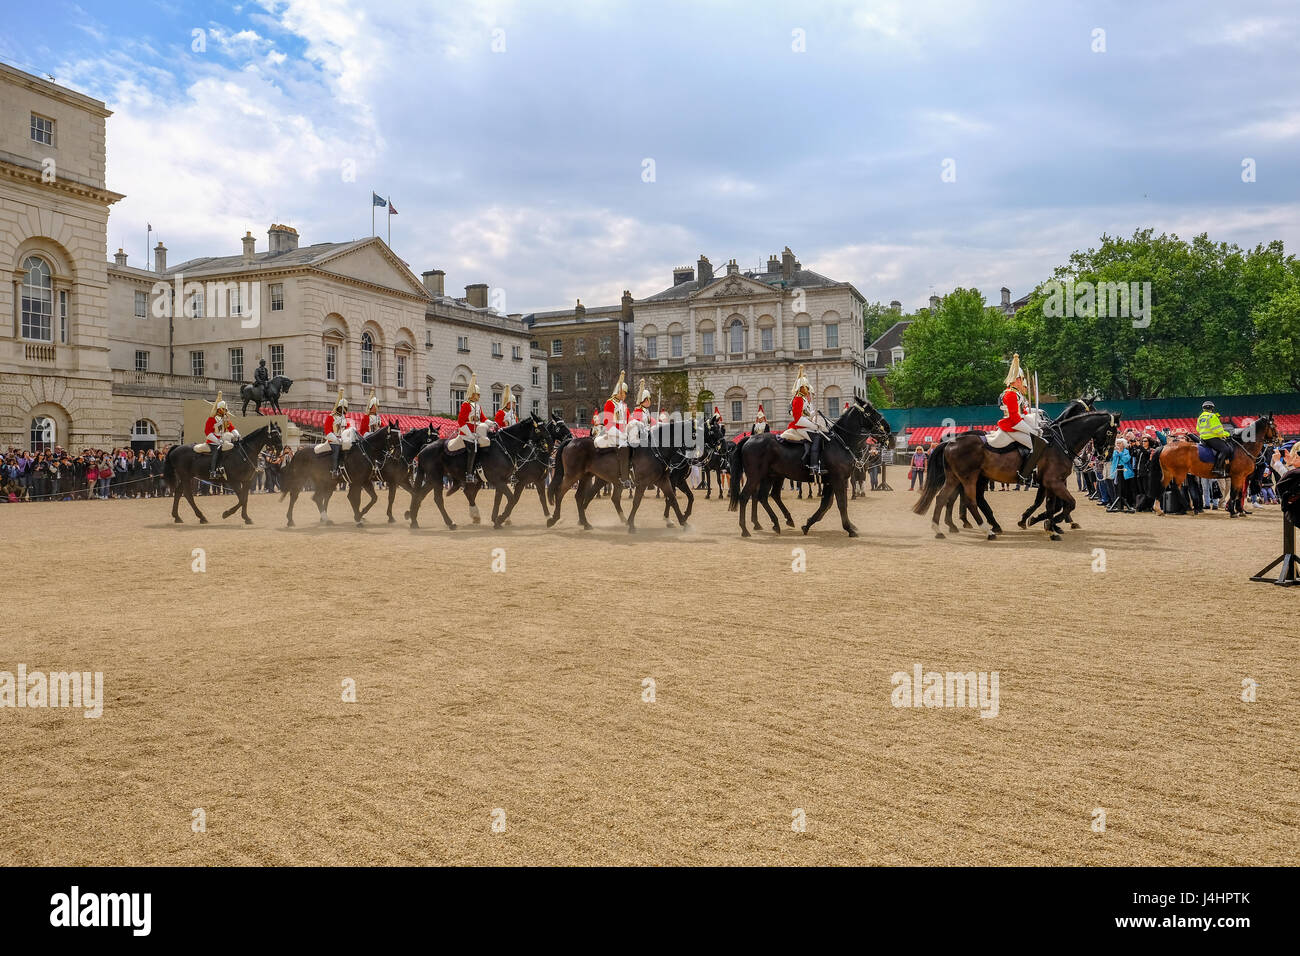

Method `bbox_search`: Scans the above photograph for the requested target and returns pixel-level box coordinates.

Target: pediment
[692,273,777,300]
[313,240,429,298]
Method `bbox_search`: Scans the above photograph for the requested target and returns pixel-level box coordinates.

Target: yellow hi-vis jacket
[1197,410,1229,440]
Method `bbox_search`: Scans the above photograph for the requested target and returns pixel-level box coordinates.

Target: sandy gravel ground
[0,482,1296,866]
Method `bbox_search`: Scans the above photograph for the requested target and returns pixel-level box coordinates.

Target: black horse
[240,375,293,415]
[164,423,283,524]
[729,398,891,537]
[407,417,549,529]
[570,418,701,528]
[698,419,729,498]
[357,425,438,523]
[281,425,401,527]
[490,416,565,526]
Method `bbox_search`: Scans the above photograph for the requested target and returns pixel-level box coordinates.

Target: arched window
[361,332,374,385]
[21,256,53,342]
[30,416,55,451]
[729,320,744,354]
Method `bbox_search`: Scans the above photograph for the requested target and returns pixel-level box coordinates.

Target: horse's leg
[491,487,506,528]
[546,469,575,528]
[536,481,550,518]
[360,481,377,516]
[834,478,856,537]
[737,464,752,537]
[171,477,183,523]
[610,483,626,524]
[801,481,835,535]
[236,482,253,523]
[432,481,456,529]
[662,474,687,527]
[184,478,207,523]
[758,479,783,533]
[1018,483,1046,529]
[386,482,397,523]
[930,477,958,538]
[626,481,647,533]
[287,487,299,526]
[771,484,795,527]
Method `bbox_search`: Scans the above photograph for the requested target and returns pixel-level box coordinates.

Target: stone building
[523,295,632,426]
[420,270,547,421]
[632,248,867,428]
[0,62,123,450]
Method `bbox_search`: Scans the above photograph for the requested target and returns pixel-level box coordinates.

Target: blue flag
[372,192,387,207]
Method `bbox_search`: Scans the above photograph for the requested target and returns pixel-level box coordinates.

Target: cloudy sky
[6,0,1299,312]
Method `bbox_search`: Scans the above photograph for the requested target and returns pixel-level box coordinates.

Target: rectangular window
[134,290,147,318]
[512,345,521,360]
[59,291,67,344]
[646,335,658,359]
[492,390,502,414]
[229,286,241,317]
[228,347,244,381]
[188,289,204,318]
[731,400,742,422]
[30,113,54,146]
[761,327,774,351]
[577,407,588,424]
[797,326,810,350]
[531,365,540,387]
[450,387,466,410]
[600,336,611,354]
[825,323,839,348]
[551,371,563,392]
[326,343,337,382]
[492,341,503,357]
[135,350,149,372]
[531,399,540,417]
[575,369,586,390]
[670,333,683,357]
[866,351,877,368]
[269,283,284,311]
[397,354,407,389]
[576,338,587,355]
[457,335,469,352]
[551,339,562,357]
[553,406,563,422]
[270,344,284,377]
[700,331,714,356]
[827,397,838,417]
[190,350,205,377]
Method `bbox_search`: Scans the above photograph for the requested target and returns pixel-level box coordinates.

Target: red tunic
[602,398,626,432]
[789,395,808,427]
[457,401,487,428]
[995,388,1025,431]
[494,408,514,429]
[204,415,221,440]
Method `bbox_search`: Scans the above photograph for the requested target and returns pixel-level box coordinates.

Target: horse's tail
[912,443,948,515]
[279,453,298,500]
[727,436,748,511]
[549,439,569,504]
[163,446,176,489]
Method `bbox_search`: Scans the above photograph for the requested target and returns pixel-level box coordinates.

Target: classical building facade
[420,270,547,421]
[523,295,632,426]
[632,248,867,428]
[0,62,123,450]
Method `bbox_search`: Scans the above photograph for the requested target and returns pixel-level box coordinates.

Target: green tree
[1252,276,1300,391]
[863,301,901,349]
[867,377,891,409]
[887,289,1010,406]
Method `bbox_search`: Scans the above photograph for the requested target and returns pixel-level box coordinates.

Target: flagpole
[387,196,391,246]
[371,190,375,237]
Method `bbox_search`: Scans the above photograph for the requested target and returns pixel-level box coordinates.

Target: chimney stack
[726,258,739,275]
[1001,286,1011,308]
[781,246,796,282]
[621,290,633,321]
[697,254,713,285]
[889,299,902,312]
[422,269,445,296]
[114,248,128,267]
[267,223,299,254]
[574,298,586,318]
[154,242,167,273]
[673,265,695,286]
[242,231,256,265]
[767,254,780,274]
[466,283,489,309]
[929,294,940,311]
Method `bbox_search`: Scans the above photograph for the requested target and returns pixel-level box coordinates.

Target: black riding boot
[809,434,825,476]
[618,445,633,489]
[209,447,221,480]
[1017,435,1046,484]
[1214,449,1231,478]
[465,442,479,484]
[331,443,343,478]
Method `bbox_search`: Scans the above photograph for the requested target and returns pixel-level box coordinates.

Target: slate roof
[163,239,371,278]
[867,320,911,354]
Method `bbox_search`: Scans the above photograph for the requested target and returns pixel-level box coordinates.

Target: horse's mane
[499,417,535,438]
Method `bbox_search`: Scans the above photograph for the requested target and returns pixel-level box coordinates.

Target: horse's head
[530,418,550,453]
[383,424,402,455]
[276,376,293,393]
[267,422,284,451]
[1094,412,1120,460]
[1256,413,1280,446]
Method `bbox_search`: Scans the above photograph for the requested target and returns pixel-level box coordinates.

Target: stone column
[775,301,783,356]
[687,306,695,361]
[747,303,755,359]
[12,276,21,338]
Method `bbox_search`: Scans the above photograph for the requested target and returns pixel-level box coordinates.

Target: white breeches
[447,423,490,452]
[988,418,1038,450]
[780,416,817,441]
[342,426,360,443]
[204,436,235,451]
[320,434,353,453]
[593,426,626,449]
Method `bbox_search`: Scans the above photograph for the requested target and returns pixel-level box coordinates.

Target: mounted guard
[202,390,240,480]
[986,354,1046,483]
[495,389,518,429]
[779,365,824,475]
[360,389,383,435]
[752,403,770,434]
[628,378,654,446]
[319,389,352,478]
[594,370,632,489]
[451,372,491,484]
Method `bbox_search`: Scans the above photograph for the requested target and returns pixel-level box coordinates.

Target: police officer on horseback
[1197,400,1233,477]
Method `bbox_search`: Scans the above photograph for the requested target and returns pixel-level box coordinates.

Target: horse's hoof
[244,518,253,525]
[504,519,512,526]
[403,510,411,520]
[847,529,859,538]
[987,532,997,540]
[935,532,945,539]
[1050,533,1061,540]
[801,525,810,535]
[1016,520,1027,529]
[199,517,208,524]
[582,523,593,531]
[388,516,395,524]
[628,525,636,534]
[1070,522,1081,530]
[772,525,780,534]
[546,517,557,528]
[961,521,972,529]
[173,517,182,524]
[741,529,751,538]
[447,522,457,530]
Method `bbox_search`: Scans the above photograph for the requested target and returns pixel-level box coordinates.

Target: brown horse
[1149,414,1279,517]
[913,408,1118,541]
